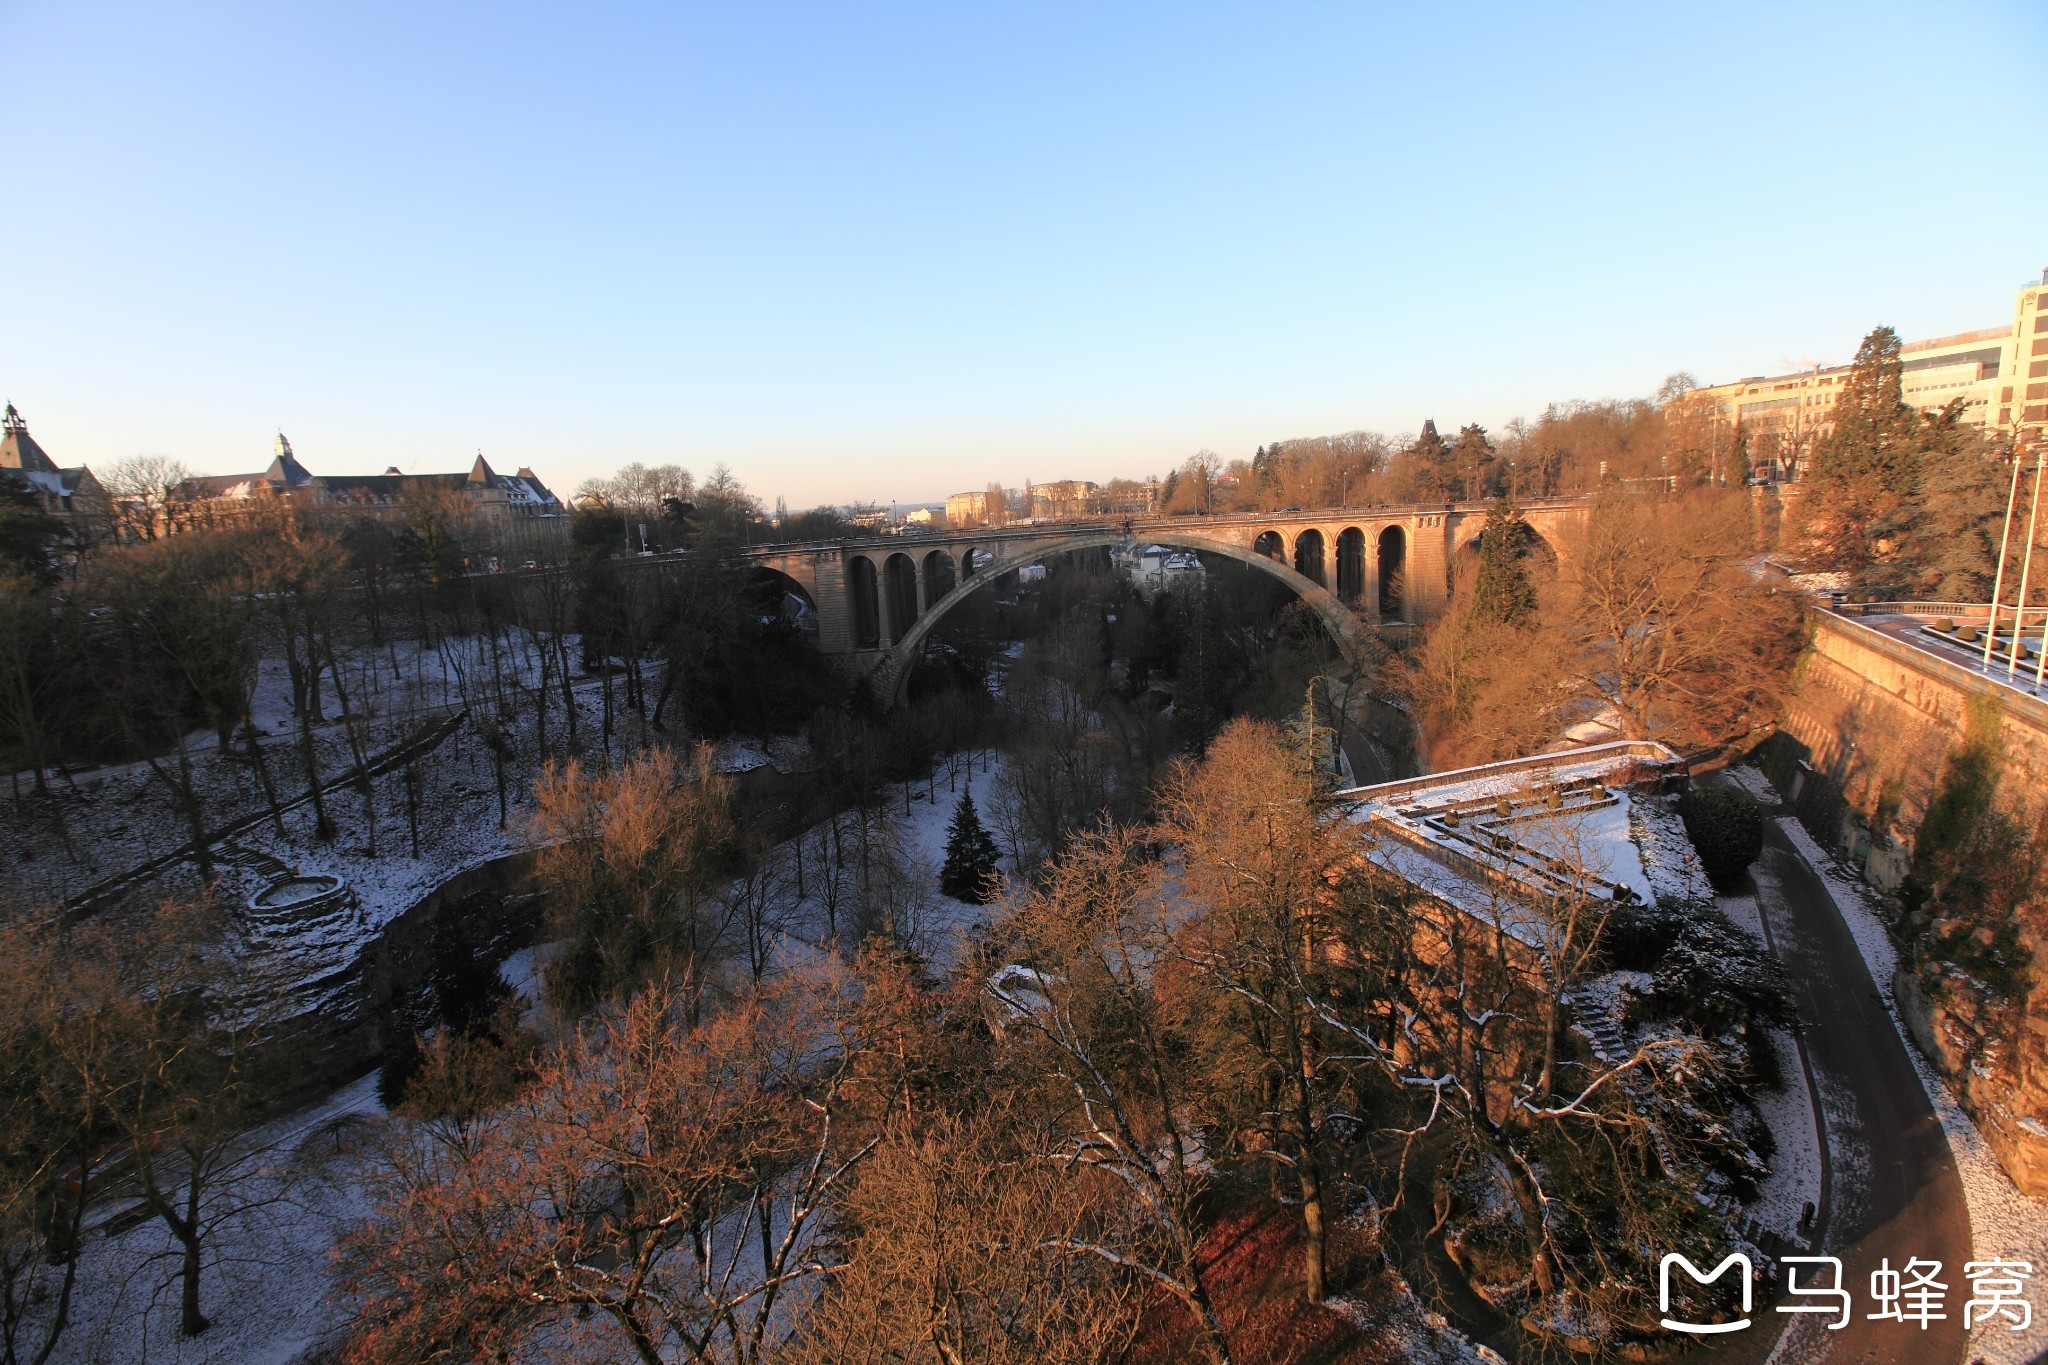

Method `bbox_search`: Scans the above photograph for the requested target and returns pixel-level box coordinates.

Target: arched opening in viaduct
[848,556,882,648]
[1335,527,1366,604]
[1450,521,1562,594]
[963,547,993,577]
[872,528,1382,707]
[884,553,919,645]
[751,567,820,632]
[1253,530,1284,560]
[1377,527,1406,620]
[923,549,955,603]
[1293,529,1326,587]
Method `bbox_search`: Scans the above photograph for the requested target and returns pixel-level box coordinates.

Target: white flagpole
[2009,449,2045,678]
[1986,454,2024,670]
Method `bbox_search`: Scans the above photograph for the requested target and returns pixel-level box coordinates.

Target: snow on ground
[710,733,815,776]
[1720,886,1826,1248]
[1724,763,1783,807]
[8,631,605,916]
[1561,795,1654,904]
[1632,795,1713,906]
[1775,817,2048,1364]
[39,738,1019,1365]
[1328,1283,1506,1364]
[48,1073,387,1365]
[1750,1026,1825,1247]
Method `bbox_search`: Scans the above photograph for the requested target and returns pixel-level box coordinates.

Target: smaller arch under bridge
[745,498,1587,702]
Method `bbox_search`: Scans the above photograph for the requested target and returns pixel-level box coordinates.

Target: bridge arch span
[1447,517,1564,581]
[922,548,956,603]
[750,564,820,624]
[871,529,1382,704]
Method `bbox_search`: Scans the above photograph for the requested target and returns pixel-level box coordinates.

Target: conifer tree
[939,790,1002,903]
[1806,326,1924,573]
[1469,499,1539,627]
[1172,587,1224,754]
[1450,423,1498,500]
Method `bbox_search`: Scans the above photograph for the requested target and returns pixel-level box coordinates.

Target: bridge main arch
[869,529,1385,704]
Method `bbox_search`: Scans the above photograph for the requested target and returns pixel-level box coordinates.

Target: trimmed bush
[1678,786,1765,890]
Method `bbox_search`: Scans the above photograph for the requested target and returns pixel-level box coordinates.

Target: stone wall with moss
[1764,611,2048,1195]
[1764,613,2048,888]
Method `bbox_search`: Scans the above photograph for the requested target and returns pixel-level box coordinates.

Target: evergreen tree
[1172,586,1224,754]
[1469,499,1539,626]
[1450,423,1498,500]
[1410,420,1452,500]
[0,479,66,586]
[1895,401,2005,598]
[939,790,1003,903]
[1806,326,1923,574]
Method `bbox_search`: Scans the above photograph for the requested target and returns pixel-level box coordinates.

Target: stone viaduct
[744,498,1588,699]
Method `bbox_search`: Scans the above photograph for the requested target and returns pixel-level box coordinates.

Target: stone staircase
[1566,989,1682,1178]
[213,842,295,882]
[217,840,357,933]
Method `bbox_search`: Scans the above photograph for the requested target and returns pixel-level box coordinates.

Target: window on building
[2006,388,2017,402]
[2001,407,2012,424]
[2038,315,2048,333]
[2035,338,2048,356]
[2034,361,2048,378]
[2031,383,2048,400]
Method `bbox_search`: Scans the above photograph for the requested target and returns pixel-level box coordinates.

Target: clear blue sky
[3,1,2043,506]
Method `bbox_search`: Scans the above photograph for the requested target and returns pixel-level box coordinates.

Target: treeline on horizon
[576,371,1794,537]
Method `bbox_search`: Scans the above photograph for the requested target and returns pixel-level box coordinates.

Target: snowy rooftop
[1339,741,1695,940]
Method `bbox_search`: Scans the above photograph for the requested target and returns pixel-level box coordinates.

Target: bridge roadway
[742,497,1591,699]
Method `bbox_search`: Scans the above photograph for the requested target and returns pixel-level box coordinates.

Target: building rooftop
[1339,741,1704,942]
[1,403,60,474]
[1901,326,2010,354]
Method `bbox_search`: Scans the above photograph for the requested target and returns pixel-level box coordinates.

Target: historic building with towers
[0,402,108,548]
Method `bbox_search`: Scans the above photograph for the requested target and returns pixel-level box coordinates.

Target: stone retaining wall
[1766,610,2048,1195]
[1765,612,2048,888]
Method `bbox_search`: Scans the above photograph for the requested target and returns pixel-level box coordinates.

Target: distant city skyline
[1,1,2043,506]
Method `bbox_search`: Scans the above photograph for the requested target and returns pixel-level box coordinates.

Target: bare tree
[528,745,736,1015]
[984,828,1235,1364]
[785,1106,1141,1365]
[0,572,64,800]
[100,455,194,544]
[341,964,880,1365]
[1557,489,1801,745]
[1156,719,1351,1303]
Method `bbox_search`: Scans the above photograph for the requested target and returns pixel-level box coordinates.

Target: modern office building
[1683,275,2048,479]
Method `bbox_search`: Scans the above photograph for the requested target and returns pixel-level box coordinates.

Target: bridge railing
[746,496,1591,556]
[1830,600,2010,622]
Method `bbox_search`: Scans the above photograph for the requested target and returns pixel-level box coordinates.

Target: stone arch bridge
[744,498,1588,700]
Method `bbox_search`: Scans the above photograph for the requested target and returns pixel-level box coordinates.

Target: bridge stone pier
[745,498,1586,701]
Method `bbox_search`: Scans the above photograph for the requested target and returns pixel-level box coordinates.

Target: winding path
[1747,814,1972,1363]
